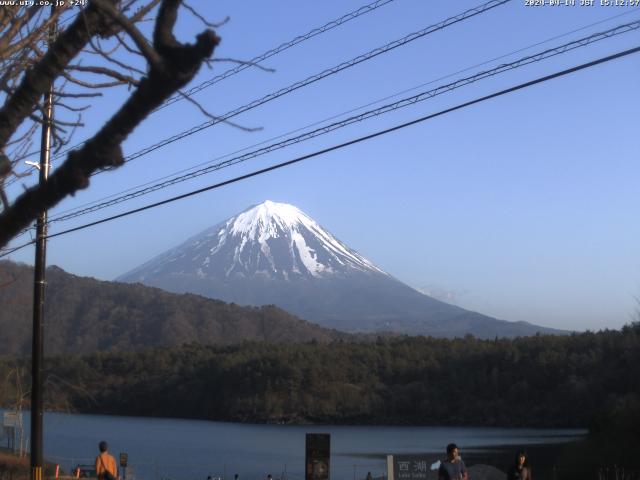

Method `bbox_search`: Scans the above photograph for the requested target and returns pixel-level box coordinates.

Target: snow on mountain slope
[229,201,384,276]
[123,201,388,283]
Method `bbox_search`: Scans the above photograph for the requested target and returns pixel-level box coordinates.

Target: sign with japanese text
[387,455,431,480]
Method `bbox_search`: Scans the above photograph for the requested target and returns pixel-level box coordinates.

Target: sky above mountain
[3,1,639,331]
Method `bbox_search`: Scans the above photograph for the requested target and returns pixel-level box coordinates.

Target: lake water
[2,410,585,480]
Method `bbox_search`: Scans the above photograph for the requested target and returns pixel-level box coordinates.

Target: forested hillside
[0,261,344,356]
[2,327,638,430]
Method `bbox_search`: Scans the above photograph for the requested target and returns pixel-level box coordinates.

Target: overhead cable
[3,42,638,258]
[159,0,398,110]
[36,0,397,169]
[8,6,638,188]
[43,8,640,220]
[49,0,511,170]
[44,20,640,225]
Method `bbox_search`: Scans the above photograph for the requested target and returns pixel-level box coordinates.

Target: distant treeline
[1,325,639,432]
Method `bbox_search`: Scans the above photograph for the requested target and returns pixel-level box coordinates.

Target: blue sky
[5,0,640,331]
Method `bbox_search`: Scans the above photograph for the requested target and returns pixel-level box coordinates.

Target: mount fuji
[118,201,561,338]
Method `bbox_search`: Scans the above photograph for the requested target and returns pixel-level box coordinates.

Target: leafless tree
[0,0,221,249]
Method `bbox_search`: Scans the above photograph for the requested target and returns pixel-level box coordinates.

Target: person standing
[507,450,532,480]
[95,441,118,480]
[438,443,468,480]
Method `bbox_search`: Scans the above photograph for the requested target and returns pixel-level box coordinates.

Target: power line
[3,42,638,258]
[50,0,510,172]
[8,6,638,189]
[1,241,34,258]
[159,0,398,110]
[43,8,640,221]
[43,19,640,226]
[6,15,637,246]
[37,0,398,169]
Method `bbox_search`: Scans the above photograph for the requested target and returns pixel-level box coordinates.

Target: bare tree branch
[0,0,220,247]
[0,6,43,55]
[5,122,38,148]
[0,7,65,60]
[29,112,81,129]
[92,0,162,69]
[113,31,146,58]
[0,187,8,210]
[54,91,103,98]
[128,0,162,23]
[53,100,91,113]
[182,2,229,29]
[176,90,261,132]
[0,0,160,185]
[0,1,115,149]
[68,64,140,86]
[61,70,127,89]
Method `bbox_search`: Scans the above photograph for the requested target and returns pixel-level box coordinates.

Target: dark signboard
[305,433,330,480]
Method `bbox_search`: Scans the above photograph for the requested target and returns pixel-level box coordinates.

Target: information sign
[386,455,433,480]
[3,411,22,428]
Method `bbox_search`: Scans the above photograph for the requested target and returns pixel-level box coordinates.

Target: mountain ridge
[0,260,344,357]
[118,201,564,338]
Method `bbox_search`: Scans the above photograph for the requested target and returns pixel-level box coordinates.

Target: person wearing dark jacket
[438,443,468,480]
[507,450,532,480]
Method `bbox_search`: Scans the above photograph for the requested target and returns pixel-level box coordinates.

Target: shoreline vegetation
[0,451,59,480]
[2,327,638,427]
[1,325,639,478]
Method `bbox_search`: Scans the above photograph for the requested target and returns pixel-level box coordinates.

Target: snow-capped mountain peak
[215,201,380,278]
[230,200,307,238]
[122,201,386,282]
[218,201,385,278]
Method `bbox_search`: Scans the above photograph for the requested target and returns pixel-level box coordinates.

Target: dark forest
[2,326,639,431]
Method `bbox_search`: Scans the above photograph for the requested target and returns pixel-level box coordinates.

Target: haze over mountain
[0,260,342,357]
[119,201,562,338]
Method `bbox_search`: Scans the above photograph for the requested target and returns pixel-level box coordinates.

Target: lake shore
[462,441,577,478]
[1,409,591,480]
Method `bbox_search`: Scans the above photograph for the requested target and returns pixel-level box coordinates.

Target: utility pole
[31,8,55,480]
